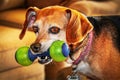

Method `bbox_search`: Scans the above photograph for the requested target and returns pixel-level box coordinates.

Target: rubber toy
[49,40,70,62]
[15,46,33,66]
[15,40,70,66]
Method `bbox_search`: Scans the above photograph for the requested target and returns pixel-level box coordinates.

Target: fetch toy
[15,40,70,66]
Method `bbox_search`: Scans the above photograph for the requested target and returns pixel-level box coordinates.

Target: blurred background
[0,0,120,80]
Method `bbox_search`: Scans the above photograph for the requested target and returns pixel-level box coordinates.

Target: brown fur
[66,9,93,45]
[88,27,120,80]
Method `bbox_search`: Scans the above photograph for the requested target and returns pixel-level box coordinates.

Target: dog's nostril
[30,43,41,53]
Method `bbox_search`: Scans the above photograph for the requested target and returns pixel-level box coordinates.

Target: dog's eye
[49,27,60,34]
[32,26,39,33]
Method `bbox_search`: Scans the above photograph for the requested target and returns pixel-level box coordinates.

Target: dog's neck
[70,31,93,65]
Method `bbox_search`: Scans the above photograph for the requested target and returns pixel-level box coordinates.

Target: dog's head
[19,6,93,64]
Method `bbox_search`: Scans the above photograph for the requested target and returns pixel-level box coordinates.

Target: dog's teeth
[45,56,48,59]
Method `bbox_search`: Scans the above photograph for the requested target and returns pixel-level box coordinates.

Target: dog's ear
[19,7,39,40]
[65,9,93,45]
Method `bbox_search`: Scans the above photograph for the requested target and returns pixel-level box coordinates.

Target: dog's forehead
[37,7,66,18]
[35,8,68,28]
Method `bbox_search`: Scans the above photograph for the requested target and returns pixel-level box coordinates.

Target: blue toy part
[62,43,70,57]
[37,49,52,64]
[28,48,51,64]
[28,49,37,61]
[37,49,50,57]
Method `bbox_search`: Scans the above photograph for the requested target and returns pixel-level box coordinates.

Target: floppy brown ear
[19,7,39,40]
[66,9,93,45]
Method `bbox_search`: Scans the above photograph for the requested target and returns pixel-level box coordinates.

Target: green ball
[50,40,66,62]
[15,46,33,66]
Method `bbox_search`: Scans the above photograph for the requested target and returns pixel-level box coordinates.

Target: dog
[19,6,120,80]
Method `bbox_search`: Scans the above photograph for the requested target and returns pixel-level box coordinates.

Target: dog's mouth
[38,55,52,64]
[29,48,52,64]
[37,51,52,64]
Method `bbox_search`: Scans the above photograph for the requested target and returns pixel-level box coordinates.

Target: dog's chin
[37,51,53,64]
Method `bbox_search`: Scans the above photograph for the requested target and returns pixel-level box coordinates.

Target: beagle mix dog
[19,6,120,80]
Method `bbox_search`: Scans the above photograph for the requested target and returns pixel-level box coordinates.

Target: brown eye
[32,26,39,33]
[49,26,60,34]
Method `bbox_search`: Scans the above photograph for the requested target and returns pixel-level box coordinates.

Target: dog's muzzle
[30,43,52,64]
[30,43,41,53]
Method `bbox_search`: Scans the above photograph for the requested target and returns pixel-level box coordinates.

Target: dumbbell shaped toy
[15,40,70,66]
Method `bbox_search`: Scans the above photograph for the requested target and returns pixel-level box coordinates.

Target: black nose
[30,43,41,53]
